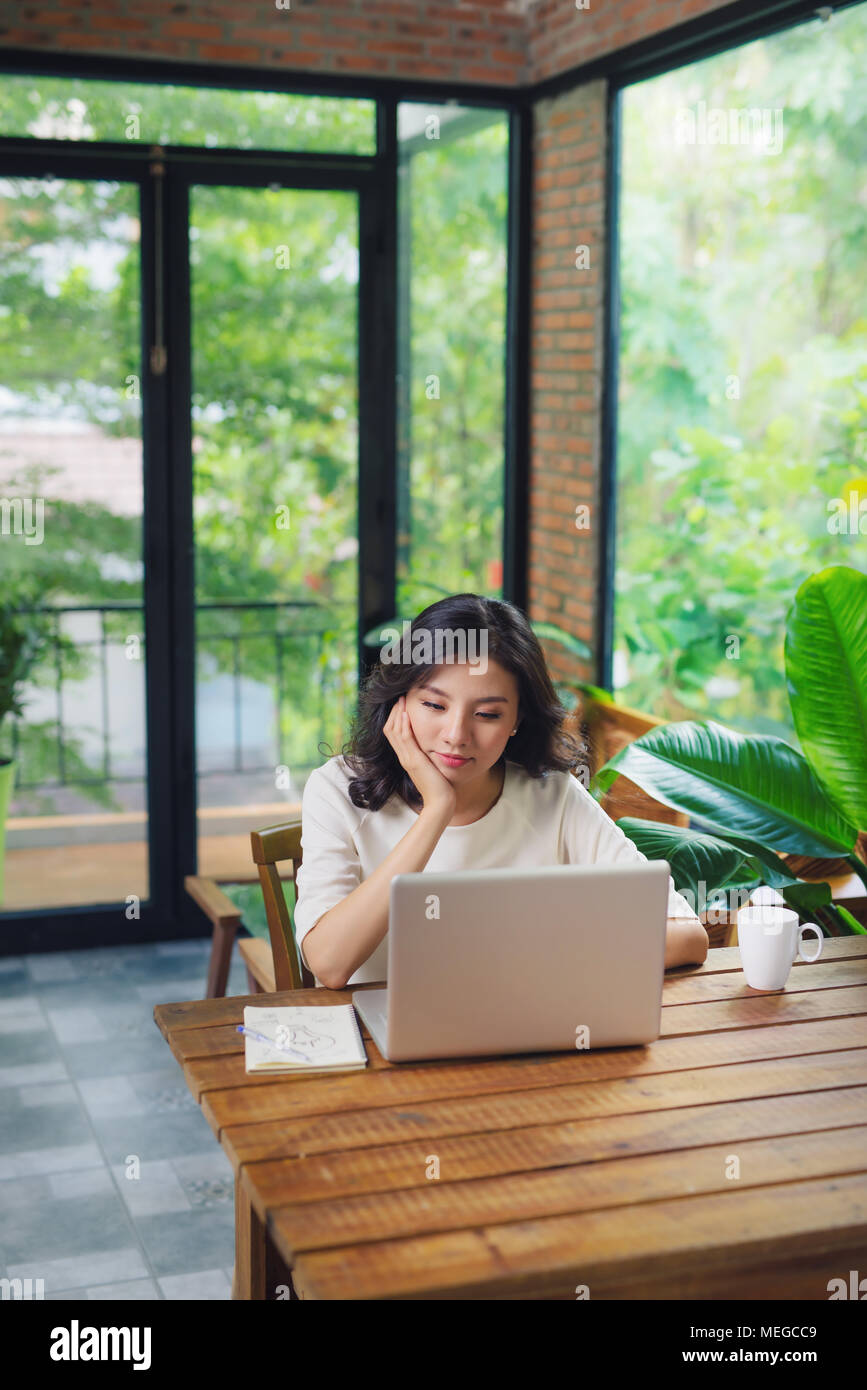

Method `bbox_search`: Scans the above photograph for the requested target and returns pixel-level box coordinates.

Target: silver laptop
[352,860,671,1061]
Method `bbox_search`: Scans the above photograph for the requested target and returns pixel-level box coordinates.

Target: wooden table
[153,937,867,1300]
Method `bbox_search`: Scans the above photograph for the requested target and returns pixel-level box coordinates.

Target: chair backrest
[249,818,315,991]
[565,691,689,828]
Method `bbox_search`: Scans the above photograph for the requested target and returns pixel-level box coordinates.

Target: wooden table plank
[203,1011,867,1133]
[242,1084,867,1207]
[222,1048,867,1174]
[267,1124,867,1256]
[152,980,385,1038]
[676,936,867,975]
[291,1170,867,1300]
[660,983,867,1036]
[662,956,867,1004]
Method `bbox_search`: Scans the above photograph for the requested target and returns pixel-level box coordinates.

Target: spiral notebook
[242,1004,368,1075]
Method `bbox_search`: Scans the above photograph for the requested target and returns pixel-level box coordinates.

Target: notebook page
[242,1003,366,1070]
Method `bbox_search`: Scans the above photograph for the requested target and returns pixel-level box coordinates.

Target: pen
[236,1024,313,1063]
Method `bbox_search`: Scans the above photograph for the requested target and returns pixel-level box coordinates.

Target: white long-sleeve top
[292,754,699,986]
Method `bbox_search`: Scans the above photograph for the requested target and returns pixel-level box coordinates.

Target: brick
[163,21,224,40]
[334,53,386,73]
[199,43,262,63]
[365,39,425,55]
[90,14,152,32]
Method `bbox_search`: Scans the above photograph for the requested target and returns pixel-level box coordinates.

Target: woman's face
[406,658,520,783]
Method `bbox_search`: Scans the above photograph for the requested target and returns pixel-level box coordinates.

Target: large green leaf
[595,719,859,857]
[618,816,851,928]
[785,565,867,829]
[616,817,756,898]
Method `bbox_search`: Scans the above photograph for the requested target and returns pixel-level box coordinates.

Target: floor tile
[111,1159,191,1217]
[157,1268,231,1300]
[123,1069,198,1116]
[7,1246,149,1292]
[134,1207,235,1277]
[26,955,78,984]
[19,1082,79,1108]
[0,1013,45,1036]
[0,1098,92,1154]
[135,979,209,1004]
[155,941,210,959]
[88,1110,216,1166]
[48,1167,115,1201]
[61,1035,174,1080]
[88,1002,162,1040]
[0,1142,103,1181]
[0,1027,62,1066]
[170,1150,234,1209]
[86,1278,160,1300]
[1,1187,137,1264]
[0,1061,69,1089]
[0,995,43,1020]
[0,970,31,998]
[45,1007,108,1045]
[26,983,144,1012]
[0,1174,51,1214]
[77,1076,145,1119]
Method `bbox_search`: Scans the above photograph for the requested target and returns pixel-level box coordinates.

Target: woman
[295,593,708,990]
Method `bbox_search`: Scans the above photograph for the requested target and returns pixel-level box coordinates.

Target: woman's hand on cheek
[383,694,456,814]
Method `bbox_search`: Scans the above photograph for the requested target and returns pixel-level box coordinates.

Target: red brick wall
[529,78,606,683]
[530,0,736,84]
[0,0,527,84]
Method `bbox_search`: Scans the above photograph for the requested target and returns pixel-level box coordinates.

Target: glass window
[0,75,376,153]
[615,3,867,737]
[395,102,509,617]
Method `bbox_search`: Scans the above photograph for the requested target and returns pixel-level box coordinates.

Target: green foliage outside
[616,5,867,738]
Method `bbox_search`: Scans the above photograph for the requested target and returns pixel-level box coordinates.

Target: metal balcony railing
[4,600,356,793]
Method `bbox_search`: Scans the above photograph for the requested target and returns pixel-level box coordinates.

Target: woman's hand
[383,694,456,816]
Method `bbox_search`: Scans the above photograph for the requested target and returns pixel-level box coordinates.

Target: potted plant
[593,565,867,937]
[0,586,53,905]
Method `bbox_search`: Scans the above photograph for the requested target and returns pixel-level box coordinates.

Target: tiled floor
[0,938,251,1300]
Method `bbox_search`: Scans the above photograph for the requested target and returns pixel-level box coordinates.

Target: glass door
[187,183,360,883]
[0,173,151,915]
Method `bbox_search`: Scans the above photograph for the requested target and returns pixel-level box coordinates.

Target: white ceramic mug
[736,905,823,990]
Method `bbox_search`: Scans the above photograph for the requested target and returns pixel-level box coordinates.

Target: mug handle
[797,923,823,963]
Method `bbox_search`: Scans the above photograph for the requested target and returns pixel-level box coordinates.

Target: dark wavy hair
[323,592,583,812]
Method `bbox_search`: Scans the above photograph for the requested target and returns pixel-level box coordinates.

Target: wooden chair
[185,815,314,999]
[243,820,315,994]
[185,874,245,999]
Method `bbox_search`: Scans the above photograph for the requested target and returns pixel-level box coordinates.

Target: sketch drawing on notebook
[274,1022,336,1052]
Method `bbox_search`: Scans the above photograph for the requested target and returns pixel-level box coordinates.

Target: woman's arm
[664,914,709,969]
[303,695,457,990]
[303,800,453,990]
